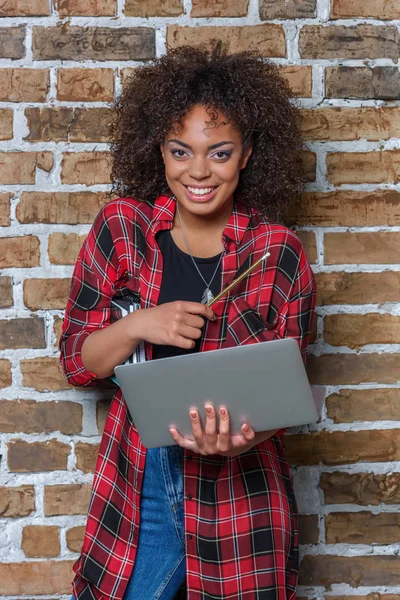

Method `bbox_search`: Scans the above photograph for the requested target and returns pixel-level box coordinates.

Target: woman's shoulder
[100,196,154,224]
[250,210,306,258]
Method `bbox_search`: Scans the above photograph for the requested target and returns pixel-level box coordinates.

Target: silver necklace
[176,203,223,304]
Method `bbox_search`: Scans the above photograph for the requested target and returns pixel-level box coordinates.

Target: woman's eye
[213,151,231,160]
[171,149,187,158]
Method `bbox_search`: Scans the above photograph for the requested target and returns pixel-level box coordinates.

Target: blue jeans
[123,444,186,599]
[72,445,186,600]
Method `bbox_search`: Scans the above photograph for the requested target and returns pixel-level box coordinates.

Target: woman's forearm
[81,311,143,379]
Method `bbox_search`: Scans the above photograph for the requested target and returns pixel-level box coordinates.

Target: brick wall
[0,0,399,597]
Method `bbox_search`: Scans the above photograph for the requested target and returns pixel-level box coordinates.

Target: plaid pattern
[60,195,316,600]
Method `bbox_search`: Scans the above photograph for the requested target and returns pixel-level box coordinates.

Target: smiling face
[160,105,252,222]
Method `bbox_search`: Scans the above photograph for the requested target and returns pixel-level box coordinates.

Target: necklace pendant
[201,288,214,305]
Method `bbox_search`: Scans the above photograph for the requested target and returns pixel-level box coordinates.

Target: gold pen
[207,251,271,307]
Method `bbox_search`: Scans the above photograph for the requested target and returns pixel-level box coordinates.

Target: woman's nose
[188,157,211,180]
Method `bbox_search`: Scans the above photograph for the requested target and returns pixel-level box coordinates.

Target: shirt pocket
[225,296,285,348]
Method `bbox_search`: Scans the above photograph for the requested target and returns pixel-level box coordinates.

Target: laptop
[114,337,318,448]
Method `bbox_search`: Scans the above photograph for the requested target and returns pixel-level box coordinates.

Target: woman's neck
[171,198,233,258]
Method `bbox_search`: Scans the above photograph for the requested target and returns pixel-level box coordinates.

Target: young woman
[61,44,316,600]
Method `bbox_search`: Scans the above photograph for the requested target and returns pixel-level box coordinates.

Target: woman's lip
[182,184,219,203]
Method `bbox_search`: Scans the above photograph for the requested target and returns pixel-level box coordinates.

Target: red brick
[57,68,114,102]
[56,0,117,16]
[0,318,45,350]
[53,316,62,349]
[0,0,49,15]
[326,389,400,423]
[299,514,319,544]
[301,107,400,142]
[22,525,60,558]
[320,471,400,506]
[20,357,70,392]
[326,66,400,100]
[0,399,82,434]
[324,232,400,264]
[17,191,110,224]
[75,442,100,473]
[0,236,40,269]
[0,27,25,59]
[97,399,110,434]
[316,271,400,305]
[126,0,183,16]
[0,277,12,308]
[260,0,315,19]
[307,353,400,385]
[0,109,12,140]
[23,278,70,310]
[0,485,35,517]
[48,233,86,265]
[0,151,53,184]
[44,483,91,515]
[0,360,11,389]
[66,525,85,552]
[0,561,74,595]
[167,25,286,57]
[286,430,400,466]
[24,107,73,143]
[191,0,247,17]
[0,68,49,102]
[24,107,110,143]
[61,152,111,185]
[0,193,11,226]
[7,438,70,472]
[296,231,317,264]
[331,0,400,20]
[286,190,400,227]
[299,25,399,60]
[327,150,400,185]
[278,65,312,98]
[324,314,400,348]
[326,512,400,545]
[69,108,111,142]
[32,25,155,61]
[299,555,400,587]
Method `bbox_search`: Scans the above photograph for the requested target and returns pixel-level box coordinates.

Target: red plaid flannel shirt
[60,195,316,600]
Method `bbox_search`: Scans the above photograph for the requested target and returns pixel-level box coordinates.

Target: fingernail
[220,408,227,417]
[205,405,213,415]
[190,411,197,420]
[242,424,250,432]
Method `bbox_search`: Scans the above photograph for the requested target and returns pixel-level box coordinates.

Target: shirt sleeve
[59,206,120,387]
[280,246,317,365]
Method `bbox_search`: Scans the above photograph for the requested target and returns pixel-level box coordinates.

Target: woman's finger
[217,407,231,452]
[204,405,218,446]
[169,428,198,452]
[241,423,256,442]
[190,410,205,446]
[177,324,203,341]
[184,314,205,329]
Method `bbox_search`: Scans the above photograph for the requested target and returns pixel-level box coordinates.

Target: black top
[152,229,222,360]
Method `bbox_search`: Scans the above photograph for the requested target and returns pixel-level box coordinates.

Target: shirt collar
[151,195,252,247]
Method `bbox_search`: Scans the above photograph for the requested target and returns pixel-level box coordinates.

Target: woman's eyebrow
[167,139,235,150]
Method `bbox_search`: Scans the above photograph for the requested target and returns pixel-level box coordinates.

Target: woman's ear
[240,146,252,170]
[159,142,165,163]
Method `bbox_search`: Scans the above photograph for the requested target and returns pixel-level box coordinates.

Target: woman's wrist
[126,310,146,345]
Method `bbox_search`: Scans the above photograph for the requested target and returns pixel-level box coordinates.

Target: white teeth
[187,186,215,196]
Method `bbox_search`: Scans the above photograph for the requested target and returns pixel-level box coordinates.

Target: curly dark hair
[109,44,304,221]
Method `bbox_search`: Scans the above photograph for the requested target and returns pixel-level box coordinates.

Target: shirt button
[187,494,192,500]
[187,534,193,540]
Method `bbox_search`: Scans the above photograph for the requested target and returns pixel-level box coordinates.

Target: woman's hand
[129,301,216,349]
[169,405,258,457]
